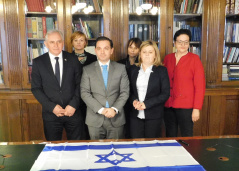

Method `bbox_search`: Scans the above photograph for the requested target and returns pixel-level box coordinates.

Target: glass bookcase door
[173,0,203,58]
[24,0,59,84]
[0,0,8,88]
[128,0,160,47]
[222,13,239,82]
[65,0,103,53]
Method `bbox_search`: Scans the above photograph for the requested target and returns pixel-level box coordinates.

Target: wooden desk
[1,136,239,171]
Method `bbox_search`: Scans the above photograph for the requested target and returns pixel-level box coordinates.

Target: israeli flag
[31,140,205,171]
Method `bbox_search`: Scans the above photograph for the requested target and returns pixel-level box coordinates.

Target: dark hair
[127,38,142,49]
[95,36,113,48]
[173,29,192,41]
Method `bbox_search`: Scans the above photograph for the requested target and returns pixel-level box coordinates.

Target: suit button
[60,91,62,93]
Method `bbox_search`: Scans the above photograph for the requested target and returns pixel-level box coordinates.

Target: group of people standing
[31,28,205,141]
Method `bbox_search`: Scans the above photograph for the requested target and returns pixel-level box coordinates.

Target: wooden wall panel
[194,96,209,136]
[0,99,22,141]
[223,96,239,135]
[22,100,45,141]
[103,0,128,61]
[208,96,224,135]
[4,0,22,89]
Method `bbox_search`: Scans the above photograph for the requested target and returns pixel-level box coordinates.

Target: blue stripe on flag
[41,165,205,171]
[43,142,181,152]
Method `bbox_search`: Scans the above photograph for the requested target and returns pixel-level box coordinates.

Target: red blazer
[163,52,205,110]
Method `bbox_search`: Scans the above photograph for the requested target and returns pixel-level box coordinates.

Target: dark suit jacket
[71,50,97,67]
[129,65,170,119]
[31,51,82,121]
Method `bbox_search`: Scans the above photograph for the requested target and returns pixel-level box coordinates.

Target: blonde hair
[70,31,88,47]
[136,40,162,67]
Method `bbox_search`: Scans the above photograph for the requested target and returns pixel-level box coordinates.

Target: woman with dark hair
[163,29,205,137]
[118,38,142,69]
[71,31,97,66]
[118,38,142,138]
[129,40,170,138]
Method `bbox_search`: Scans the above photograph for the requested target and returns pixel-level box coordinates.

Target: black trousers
[43,114,84,141]
[164,107,193,137]
[130,116,163,138]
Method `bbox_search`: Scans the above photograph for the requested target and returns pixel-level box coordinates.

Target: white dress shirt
[49,52,63,86]
[97,60,118,114]
[136,64,153,119]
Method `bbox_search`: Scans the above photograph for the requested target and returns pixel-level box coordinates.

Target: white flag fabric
[31,140,205,171]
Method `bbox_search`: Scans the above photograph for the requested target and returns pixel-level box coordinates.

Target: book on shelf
[72,18,94,39]
[235,0,239,14]
[129,23,157,41]
[223,46,239,63]
[27,17,56,39]
[230,0,235,14]
[173,21,201,41]
[175,0,202,14]
[27,41,47,65]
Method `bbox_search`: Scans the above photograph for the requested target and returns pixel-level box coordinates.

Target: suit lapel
[95,61,106,91]
[132,66,140,99]
[145,66,155,96]
[43,53,59,86]
[61,51,68,88]
[107,61,114,92]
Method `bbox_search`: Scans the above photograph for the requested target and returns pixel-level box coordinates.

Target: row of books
[25,0,56,12]
[227,65,239,80]
[129,0,160,14]
[72,19,94,39]
[173,21,201,41]
[72,0,103,13]
[226,0,239,14]
[129,24,159,41]
[174,0,203,14]
[27,17,57,39]
[224,22,239,43]
[27,42,47,65]
[223,46,239,63]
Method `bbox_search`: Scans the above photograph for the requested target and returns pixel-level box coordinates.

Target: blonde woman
[129,40,170,138]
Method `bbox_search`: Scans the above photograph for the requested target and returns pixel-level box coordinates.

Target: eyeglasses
[176,40,190,45]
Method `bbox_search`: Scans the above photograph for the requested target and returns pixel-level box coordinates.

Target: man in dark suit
[81,36,129,140]
[31,30,83,141]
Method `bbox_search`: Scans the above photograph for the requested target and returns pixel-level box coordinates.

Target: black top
[118,55,139,71]
[72,50,97,67]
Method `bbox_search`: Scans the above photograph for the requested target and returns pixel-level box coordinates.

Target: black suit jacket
[71,50,97,67]
[31,51,82,121]
[129,65,170,119]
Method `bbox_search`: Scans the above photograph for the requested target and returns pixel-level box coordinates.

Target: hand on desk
[192,109,200,122]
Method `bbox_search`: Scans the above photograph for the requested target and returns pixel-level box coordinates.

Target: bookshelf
[223,13,239,81]
[128,0,160,43]
[173,0,203,58]
[19,0,64,89]
[65,0,104,52]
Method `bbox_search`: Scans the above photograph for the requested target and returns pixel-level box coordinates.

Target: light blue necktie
[101,65,109,108]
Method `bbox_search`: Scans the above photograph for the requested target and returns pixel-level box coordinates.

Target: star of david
[95,149,135,165]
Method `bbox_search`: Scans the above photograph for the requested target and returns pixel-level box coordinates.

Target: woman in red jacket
[163,29,205,137]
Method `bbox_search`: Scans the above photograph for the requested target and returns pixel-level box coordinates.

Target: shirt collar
[139,64,153,73]
[49,51,63,61]
[98,60,110,67]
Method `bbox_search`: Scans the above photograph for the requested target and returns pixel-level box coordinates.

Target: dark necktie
[55,57,60,85]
